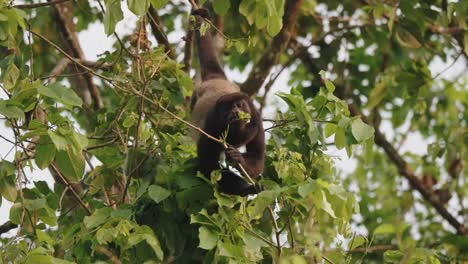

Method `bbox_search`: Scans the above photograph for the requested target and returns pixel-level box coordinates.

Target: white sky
[1,2,466,237]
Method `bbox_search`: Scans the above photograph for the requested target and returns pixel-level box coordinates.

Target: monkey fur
[191,9,265,196]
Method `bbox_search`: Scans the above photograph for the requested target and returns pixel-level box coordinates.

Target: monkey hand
[191,8,210,19]
[226,146,245,164]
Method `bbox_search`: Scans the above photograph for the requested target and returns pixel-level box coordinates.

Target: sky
[0,2,466,237]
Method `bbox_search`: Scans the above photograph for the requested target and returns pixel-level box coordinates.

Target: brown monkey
[191,9,265,196]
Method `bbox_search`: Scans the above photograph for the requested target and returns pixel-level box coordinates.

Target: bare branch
[147,6,175,59]
[49,1,103,109]
[241,0,303,95]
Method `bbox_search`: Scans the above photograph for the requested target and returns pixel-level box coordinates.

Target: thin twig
[29,29,113,82]
[267,206,282,257]
[240,223,275,248]
[50,163,91,215]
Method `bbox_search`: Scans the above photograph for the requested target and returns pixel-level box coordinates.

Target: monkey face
[216,95,251,127]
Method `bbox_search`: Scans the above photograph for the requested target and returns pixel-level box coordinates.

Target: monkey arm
[242,130,265,178]
[192,8,227,81]
[226,128,265,178]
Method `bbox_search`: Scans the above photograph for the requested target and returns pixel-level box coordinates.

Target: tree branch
[348,101,466,235]
[241,0,302,95]
[47,0,103,109]
[147,6,176,59]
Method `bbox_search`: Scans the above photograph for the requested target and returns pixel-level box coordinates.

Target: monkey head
[216,93,252,128]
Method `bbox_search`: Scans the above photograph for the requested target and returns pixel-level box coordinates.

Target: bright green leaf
[198,226,218,250]
[148,185,171,203]
[55,149,85,181]
[351,119,375,141]
[103,0,123,36]
[128,0,150,16]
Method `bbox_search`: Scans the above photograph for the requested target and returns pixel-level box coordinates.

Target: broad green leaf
[351,119,375,141]
[127,226,164,261]
[9,202,22,224]
[128,0,149,16]
[150,0,170,9]
[213,0,230,16]
[242,233,269,251]
[103,0,123,36]
[198,226,218,250]
[314,190,336,218]
[395,28,422,49]
[24,198,46,210]
[38,83,82,108]
[335,127,346,149]
[383,250,404,263]
[84,207,112,229]
[374,223,396,235]
[0,177,17,202]
[218,242,243,258]
[55,149,85,181]
[2,63,19,90]
[35,136,56,169]
[47,130,69,151]
[324,79,335,93]
[24,255,54,264]
[348,236,367,250]
[324,123,337,138]
[367,81,386,109]
[248,189,280,220]
[0,100,24,119]
[148,185,171,203]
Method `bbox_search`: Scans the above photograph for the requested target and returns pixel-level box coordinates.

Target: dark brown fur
[191,9,265,196]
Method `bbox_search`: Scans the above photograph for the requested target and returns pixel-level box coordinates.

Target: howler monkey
[190,9,265,196]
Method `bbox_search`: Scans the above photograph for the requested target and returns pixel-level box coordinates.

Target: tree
[0,0,466,263]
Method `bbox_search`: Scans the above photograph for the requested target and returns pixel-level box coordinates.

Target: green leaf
[9,203,22,224]
[198,226,218,250]
[150,0,170,9]
[324,79,335,93]
[248,189,280,220]
[127,226,164,261]
[24,255,54,264]
[35,136,56,169]
[367,81,387,109]
[38,83,82,108]
[2,63,19,90]
[395,28,422,49]
[324,123,337,138]
[351,119,375,141]
[213,0,231,16]
[148,185,171,203]
[349,236,367,250]
[128,0,149,16]
[55,149,85,181]
[0,177,17,202]
[335,127,346,149]
[374,223,396,235]
[383,250,404,263]
[103,0,123,36]
[314,190,336,218]
[84,207,112,229]
[0,100,24,119]
[48,130,68,151]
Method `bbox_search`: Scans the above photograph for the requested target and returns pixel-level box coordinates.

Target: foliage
[0,0,467,263]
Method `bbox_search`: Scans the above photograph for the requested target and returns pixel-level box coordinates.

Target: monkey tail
[193,9,227,81]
